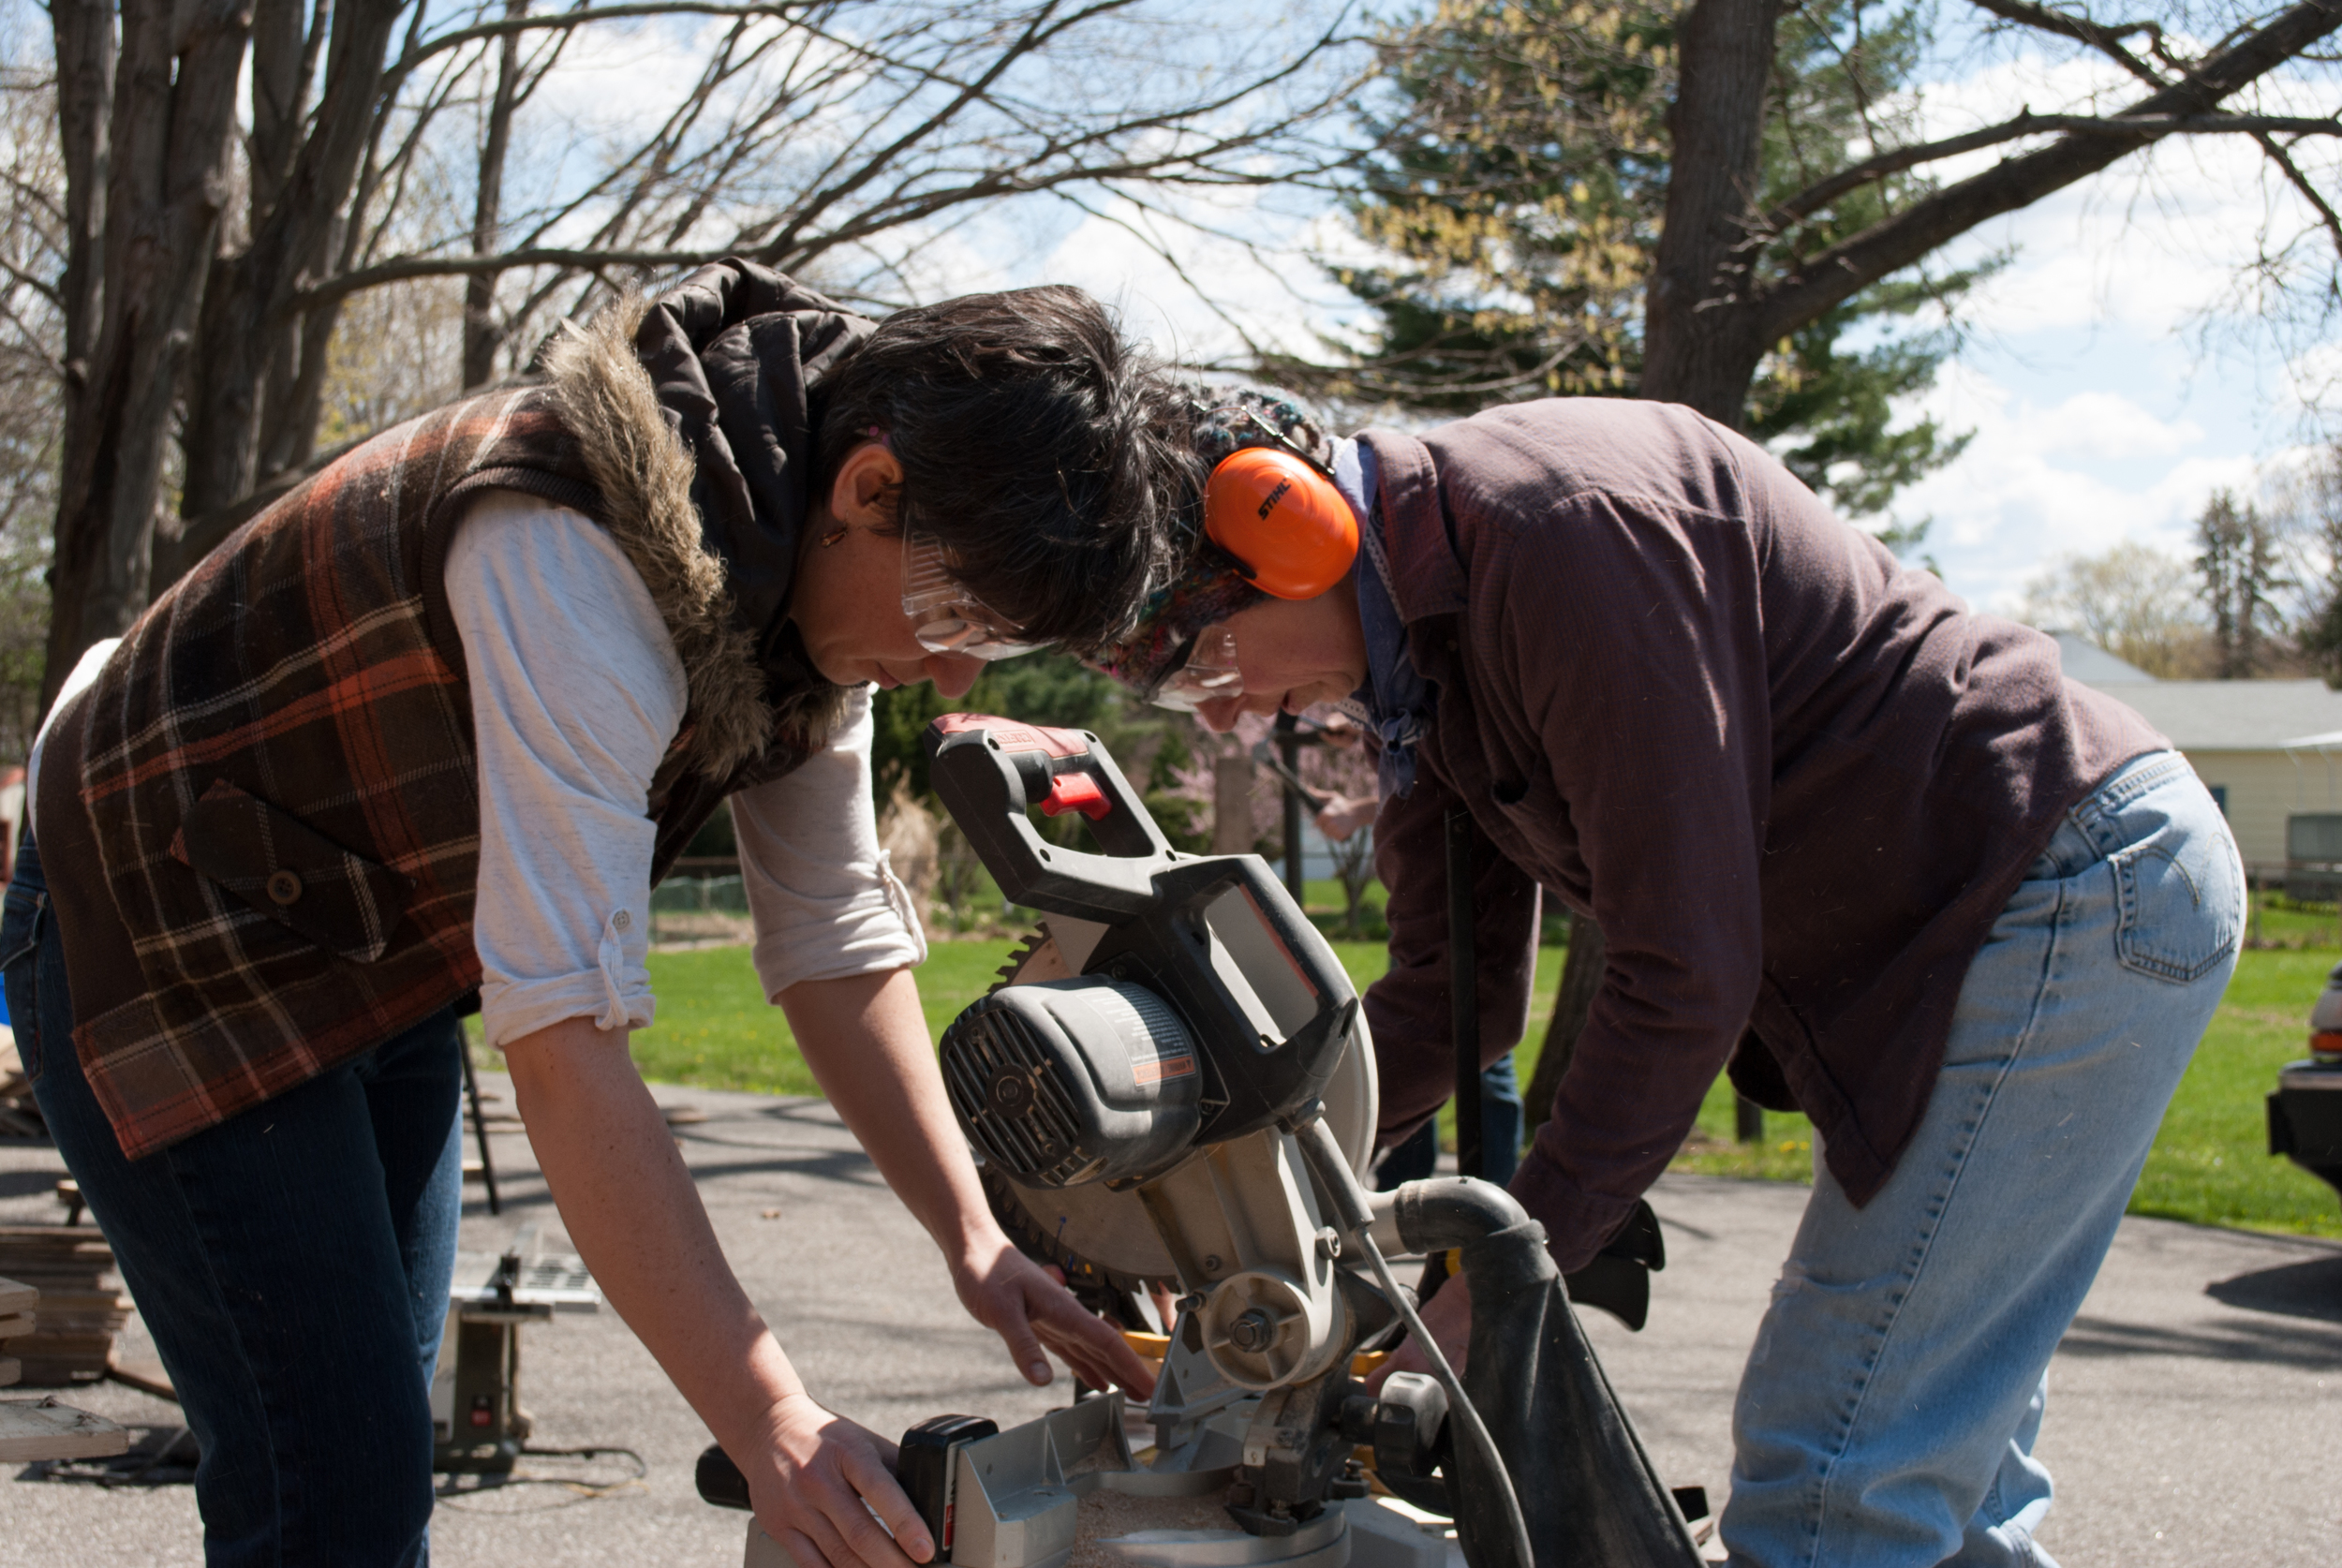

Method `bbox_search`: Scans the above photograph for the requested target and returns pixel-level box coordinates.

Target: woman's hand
[953,1234,1158,1398]
[1313,791,1380,842]
[1365,1272,1473,1392]
[744,1391,933,1568]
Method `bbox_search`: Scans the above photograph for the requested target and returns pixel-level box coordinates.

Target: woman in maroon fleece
[1094,391,2241,1568]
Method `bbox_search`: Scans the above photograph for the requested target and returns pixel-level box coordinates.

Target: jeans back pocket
[2112,802,2243,984]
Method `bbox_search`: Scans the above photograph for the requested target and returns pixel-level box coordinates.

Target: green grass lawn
[600,935,2341,1239]
[2245,890,2342,949]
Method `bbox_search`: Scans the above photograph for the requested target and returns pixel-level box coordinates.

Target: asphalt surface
[2,1077,2337,1566]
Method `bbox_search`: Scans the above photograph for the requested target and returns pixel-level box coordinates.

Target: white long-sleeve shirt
[447,488,925,1046]
[31,489,926,1048]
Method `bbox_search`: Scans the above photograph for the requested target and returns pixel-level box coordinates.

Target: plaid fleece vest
[61,385,823,1159]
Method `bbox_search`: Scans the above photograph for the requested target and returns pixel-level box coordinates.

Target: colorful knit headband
[1089,385,1333,697]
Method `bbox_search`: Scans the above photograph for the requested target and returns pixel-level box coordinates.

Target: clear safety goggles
[1149,623,1243,711]
[901,532,1041,660]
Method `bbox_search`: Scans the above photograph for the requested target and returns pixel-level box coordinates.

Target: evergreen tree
[1301,0,1986,525]
[2195,489,2293,678]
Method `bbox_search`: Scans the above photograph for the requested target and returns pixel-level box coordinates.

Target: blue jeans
[1723,753,2241,1568]
[3,833,466,1566]
[1376,1052,1523,1189]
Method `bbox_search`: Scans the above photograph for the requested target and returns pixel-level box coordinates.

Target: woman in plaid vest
[3,262,1191,1566]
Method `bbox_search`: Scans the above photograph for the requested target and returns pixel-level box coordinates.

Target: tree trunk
[465,0,528,390]
[52,0,112,382]
[1524,910,1604,1131]
[1523,0,1784,1090]
[1639,0,1781,421]
[1212,752,1256,855]
[45,0,253,710]
[181,0,399,518]
[181,252,268,522]
[1544,0,2342,1164]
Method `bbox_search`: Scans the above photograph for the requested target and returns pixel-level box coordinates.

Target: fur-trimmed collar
[541,294,848,777]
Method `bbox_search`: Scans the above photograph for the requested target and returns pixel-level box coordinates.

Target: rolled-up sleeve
[448,490,687,1048]
[733,686,928,998]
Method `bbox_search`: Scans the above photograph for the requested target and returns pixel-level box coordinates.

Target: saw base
[739,1396,1459,1568]
[744,1493,1460,1568]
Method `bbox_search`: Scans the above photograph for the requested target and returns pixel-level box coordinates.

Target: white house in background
[2049,632,2342,869]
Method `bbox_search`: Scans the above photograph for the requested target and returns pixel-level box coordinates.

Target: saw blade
[982,1163,1178,1292]
[993,925,1075,987]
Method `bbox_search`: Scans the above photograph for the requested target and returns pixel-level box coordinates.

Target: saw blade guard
[925,714,1360,1145]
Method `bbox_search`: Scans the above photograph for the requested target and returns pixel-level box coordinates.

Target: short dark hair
[812,286,1189,655]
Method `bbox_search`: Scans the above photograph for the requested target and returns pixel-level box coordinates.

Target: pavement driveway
[3,1076,2335,1565]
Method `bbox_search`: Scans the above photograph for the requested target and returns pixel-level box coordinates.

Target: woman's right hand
[744,1391,936,1568]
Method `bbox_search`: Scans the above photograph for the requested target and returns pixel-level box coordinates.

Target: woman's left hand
[953,1235,1157,1398]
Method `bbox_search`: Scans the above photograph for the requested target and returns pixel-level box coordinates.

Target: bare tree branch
[1962,0,2168,84]
[759,0,1142,260]
[1767,108,2342,231]
[0,253,63,310]
[1756,0,2342,344]
[2258,126,2342,257]
[383,0,824,89]
[295,245,726,307]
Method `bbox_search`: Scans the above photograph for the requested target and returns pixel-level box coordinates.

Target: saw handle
[925,715,1177,919]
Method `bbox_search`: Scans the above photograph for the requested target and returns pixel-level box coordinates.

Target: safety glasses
[901,532,1041,661]
[1149,623,1242,711]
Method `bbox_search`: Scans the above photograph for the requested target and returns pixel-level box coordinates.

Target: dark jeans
[1374,1051,1523,1190]
[3,833,465,1566]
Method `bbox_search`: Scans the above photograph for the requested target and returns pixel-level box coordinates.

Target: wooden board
[0,1398,128,1461]
[105,1357,175,1401]
[0,1277,33,1316]
[0,1312,36,1339]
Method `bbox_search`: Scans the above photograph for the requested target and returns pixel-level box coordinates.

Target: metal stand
[1278,715,1307,906]
[456,1032,500,1216]
[431,1236,600,1475]
[1446,809,1483,1180]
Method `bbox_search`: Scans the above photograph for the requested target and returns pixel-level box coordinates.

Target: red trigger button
[1042,772,1111,821]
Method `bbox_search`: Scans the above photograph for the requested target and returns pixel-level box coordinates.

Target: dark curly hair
[811,286,1192,657]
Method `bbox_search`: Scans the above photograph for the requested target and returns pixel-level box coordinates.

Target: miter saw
[704,715,1706,1568]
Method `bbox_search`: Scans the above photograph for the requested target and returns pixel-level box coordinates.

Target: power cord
[436,1443,649,1507]
[1292,1116,1534,1568]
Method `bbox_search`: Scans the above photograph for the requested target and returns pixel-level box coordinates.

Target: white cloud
[1895,361,2289,611]
[1828,36,2339,611]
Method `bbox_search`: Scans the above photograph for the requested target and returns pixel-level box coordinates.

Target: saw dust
[1061,1429,1125,1479]
[1067,1487,1241,1568]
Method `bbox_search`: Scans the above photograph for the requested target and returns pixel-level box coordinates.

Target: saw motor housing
[948,977,1204,1188]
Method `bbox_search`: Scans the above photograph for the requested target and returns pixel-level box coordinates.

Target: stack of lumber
[0,1272,29,1387]
[0,1273,126,1461]
[0,1227,130,1384]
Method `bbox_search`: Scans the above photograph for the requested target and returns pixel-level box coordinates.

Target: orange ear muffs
[1203,447,1359,599]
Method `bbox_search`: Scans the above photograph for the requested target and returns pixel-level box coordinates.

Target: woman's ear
[829,440,904,529]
